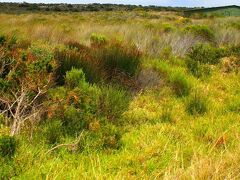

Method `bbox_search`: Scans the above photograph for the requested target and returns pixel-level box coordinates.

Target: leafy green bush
[153,60,171,78]
[65,68,87,89]
[162,23,175,33]
[183,25,215,41]
[186,92,208,115]
[169,71,191,97]
[90,33,108,47]
[0,135,17,158]
[47,70,101,136]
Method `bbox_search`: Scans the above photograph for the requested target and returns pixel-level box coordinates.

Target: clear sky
[0,0,239,7]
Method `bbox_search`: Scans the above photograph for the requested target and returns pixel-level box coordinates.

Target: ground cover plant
[0,7,240,179]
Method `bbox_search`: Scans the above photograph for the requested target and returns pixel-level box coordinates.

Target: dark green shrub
[185,57,212,78]
[184,25,215,41]
[44,120,63,145]
[0,135,17,158]
[169,71,191,97]
[63,106,87,136]
[186,92,208,115]
[186,44,227,78]
[188,44,225,65]
[0,35,6,45]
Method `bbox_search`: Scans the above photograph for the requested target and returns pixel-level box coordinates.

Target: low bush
[47,69,101,135]
[44,120,63,145]
[162,23,175,33]
[0,135,17,158]
[185,57,212,78]
[153,60,171,77]
[186,43,226,78]
[65,68,87,89]
[90,33,108,48]
[178,17,192,24]
[188,44,225,64]
[63,106,88,136]
[183,25,215,41]
[186,92,208,115]
[169,71,191,97]
[221,56,240,73]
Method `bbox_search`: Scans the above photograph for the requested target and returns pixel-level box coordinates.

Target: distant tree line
[0,2,193,13]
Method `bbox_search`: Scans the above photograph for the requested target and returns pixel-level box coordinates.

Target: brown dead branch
[46,131,85,155]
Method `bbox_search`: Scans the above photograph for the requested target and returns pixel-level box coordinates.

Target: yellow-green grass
[0,11,240,179]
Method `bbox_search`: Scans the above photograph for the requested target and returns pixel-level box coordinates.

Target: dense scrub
[0,11,240,179]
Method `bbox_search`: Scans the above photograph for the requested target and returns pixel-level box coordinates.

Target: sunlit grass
[0,10,240,179]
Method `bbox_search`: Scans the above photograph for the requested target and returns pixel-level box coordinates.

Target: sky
[0,0,239,7]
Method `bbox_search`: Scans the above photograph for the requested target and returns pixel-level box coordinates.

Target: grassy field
[0,10,240,179]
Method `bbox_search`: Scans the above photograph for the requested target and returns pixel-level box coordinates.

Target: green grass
[0,11,240,179]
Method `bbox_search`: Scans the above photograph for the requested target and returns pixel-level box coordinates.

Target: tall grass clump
[99,85,130,121]
[186,91,208,115]
[95,41,141,79]
[54,46,100,84]
[161,105,173,123]
[183,25,215,41]
[169,71,191,97]
[55,36,141,86]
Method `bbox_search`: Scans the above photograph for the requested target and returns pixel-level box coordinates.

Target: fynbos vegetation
[0,3,240,179]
